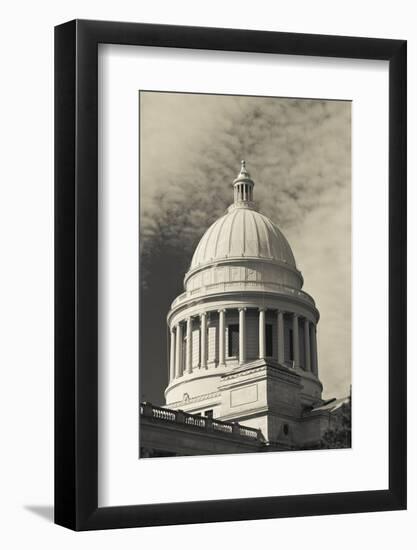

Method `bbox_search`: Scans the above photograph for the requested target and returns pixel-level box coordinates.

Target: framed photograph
[55,20,406,530]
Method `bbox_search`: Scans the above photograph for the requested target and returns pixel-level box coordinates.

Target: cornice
[167,289,319,326]
[219,360,302,389]
[166,391,221,408]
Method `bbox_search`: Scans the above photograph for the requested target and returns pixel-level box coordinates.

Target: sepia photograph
[139,91,352,457]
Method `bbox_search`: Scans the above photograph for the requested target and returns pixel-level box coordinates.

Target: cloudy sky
[140,91,351,404]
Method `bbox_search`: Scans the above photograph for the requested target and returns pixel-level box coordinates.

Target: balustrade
[141,402,262,441]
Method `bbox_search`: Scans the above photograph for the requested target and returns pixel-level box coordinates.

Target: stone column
[218,309,226,367]
[292,313,300,367]
[239,307,246,365]
[310,323,319,377]
[277,310,285,364]
[258,308,266,359]
[200,312,207,369]
[169,328,176,382]
[185,317,192,374]
[304,318,311,372]
[175,322,183,378]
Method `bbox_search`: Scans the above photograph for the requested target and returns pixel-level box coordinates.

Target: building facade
[151,161,332,451]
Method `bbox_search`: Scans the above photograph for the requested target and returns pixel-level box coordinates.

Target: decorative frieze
[185,262,302,293]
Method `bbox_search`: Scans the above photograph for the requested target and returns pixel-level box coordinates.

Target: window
[266,324,273,357]
[204,410,213,419]
[228,324,239,357]
[289,329,294,360]
[283,424,289,436]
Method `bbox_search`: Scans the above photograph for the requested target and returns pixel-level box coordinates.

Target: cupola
[231,160,255,208]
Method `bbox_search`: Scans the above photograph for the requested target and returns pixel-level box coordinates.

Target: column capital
[200,311,207,318]
[258,307,267,312]
[217,308,227,314]
[238,307,247,312]
[292,312,298,319]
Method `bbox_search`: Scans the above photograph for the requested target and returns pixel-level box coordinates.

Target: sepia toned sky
[140,91,351,404]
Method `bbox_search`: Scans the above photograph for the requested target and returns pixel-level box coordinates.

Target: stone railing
[171,281,315,308]
[140,402,264,442]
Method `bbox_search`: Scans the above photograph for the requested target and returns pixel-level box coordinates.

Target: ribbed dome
[190,206,296,271]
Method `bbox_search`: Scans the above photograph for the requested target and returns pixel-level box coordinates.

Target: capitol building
[140,161,347,457]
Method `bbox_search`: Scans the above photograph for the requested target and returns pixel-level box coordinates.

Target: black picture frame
[55,19,407,531]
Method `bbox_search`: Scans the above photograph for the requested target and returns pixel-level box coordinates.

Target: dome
[165,162,320,421]
[189,207,296,271]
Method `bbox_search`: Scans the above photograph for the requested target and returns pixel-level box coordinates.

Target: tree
[320,396,351,449]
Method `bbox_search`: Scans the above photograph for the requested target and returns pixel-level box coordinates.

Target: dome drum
[165,305,321,408]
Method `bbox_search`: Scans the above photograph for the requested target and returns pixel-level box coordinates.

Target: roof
[312,396,350,413]
[189,207,297,271]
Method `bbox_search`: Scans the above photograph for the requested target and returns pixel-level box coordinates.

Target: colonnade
[169,308,318,382]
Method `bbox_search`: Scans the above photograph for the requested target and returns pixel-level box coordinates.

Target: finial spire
[239,159,249,178]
